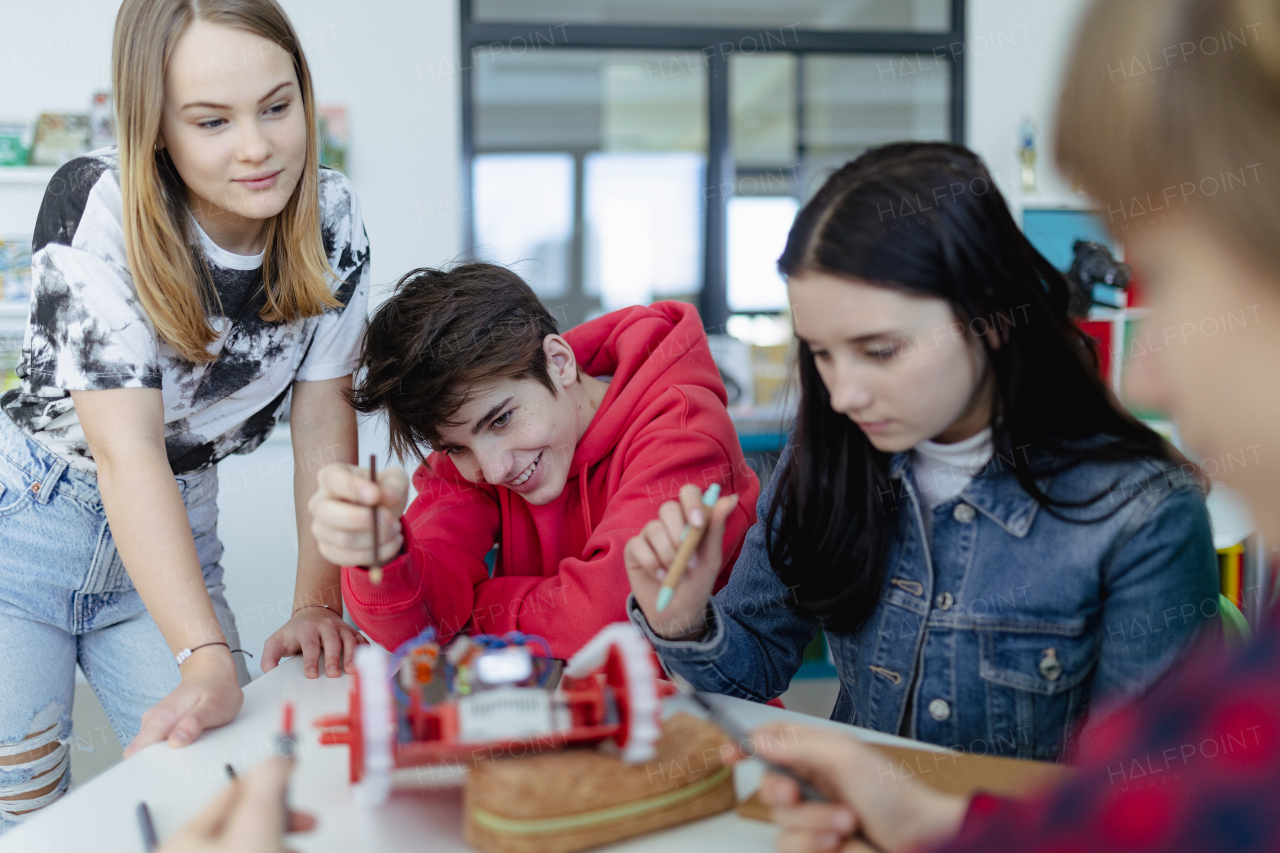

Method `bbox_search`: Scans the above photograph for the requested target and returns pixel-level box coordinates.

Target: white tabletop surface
[1,656,941,853]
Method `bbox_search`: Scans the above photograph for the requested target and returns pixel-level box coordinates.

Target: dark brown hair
[1056,0,1280,273]
[351,263,559,463]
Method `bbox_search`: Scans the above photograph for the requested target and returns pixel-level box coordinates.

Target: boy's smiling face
[432,336,606,506]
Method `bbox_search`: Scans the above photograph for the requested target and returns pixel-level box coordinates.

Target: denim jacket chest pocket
[977,624,1100,760]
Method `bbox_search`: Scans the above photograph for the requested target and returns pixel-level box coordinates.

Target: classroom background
[0,0,1260,791]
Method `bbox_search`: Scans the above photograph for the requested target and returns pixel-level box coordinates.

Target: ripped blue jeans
[0,412,248,832]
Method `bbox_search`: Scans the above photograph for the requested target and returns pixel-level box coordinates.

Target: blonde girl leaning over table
[0,0,368,830]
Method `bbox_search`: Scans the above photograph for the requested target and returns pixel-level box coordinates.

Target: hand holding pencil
[309,460,410,570]
[623,483,740,641]
[150,753,315,853]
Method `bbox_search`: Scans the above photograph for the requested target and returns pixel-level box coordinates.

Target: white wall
[964,0,1093,214]
[3,0,462,677]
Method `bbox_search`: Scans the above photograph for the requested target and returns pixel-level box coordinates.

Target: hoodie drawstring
[578,465,593,538]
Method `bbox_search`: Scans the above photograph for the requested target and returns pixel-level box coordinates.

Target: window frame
[460,0,967,330]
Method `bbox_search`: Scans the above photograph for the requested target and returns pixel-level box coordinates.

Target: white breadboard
[457,687,554,743]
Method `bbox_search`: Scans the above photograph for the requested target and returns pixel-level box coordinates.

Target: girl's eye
[197,118,225,130]
[266,102,289,116]
[811,349,831,361]
[492,411,513,429]
[867,346,898,360]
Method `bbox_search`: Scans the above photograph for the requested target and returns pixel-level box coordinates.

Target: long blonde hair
[1056,0,1280,274]
[113,0,340,364]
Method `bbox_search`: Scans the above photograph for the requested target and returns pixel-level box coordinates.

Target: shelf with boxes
[0,164,48,329]
[0,234,31,394]
[0,154,53,388]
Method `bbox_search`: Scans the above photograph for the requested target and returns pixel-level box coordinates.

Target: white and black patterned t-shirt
[1,148,370,474]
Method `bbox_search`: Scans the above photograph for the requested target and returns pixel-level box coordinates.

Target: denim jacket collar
[889,450,1040,538]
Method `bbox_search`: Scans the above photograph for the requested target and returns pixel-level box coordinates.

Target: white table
[1,657,941,853]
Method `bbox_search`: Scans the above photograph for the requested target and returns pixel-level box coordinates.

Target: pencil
[136,801,158,852]
[368,454,382,585]
[655,484,721,612]
[671,674,828,803]
[224,762,237,781]
[276,702,296,828]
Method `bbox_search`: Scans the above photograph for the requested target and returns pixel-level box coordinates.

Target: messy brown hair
[350,263,560,464]
[1056,0,1280,272]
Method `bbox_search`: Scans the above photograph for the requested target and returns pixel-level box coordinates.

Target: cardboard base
[465,713,737,853]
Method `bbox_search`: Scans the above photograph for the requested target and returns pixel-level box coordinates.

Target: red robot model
[316,622,673,806]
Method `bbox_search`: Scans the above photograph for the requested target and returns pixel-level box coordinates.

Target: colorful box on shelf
[1219,543,1246,610]
[0,238,32,304]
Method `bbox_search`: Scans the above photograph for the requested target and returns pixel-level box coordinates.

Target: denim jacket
[631,440,1219,760]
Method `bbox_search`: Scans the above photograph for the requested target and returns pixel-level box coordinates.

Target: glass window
[727,195,798,313]
[798,54,951,198]
[472,153,574,298]
[474,51,605,152]
[465,5,963,329]
[473,0,951,32]
[584,152,704,312]
[473,48,706,325]
[731,54,797,171]
[732,53,950,198]
[725,52,950,314]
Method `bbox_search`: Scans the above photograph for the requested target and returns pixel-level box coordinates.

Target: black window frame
[460,0,967,330]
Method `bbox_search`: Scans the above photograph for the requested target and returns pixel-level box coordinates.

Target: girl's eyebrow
[180,80,294,112]
[847,330,901,343]
[798,329,901,347]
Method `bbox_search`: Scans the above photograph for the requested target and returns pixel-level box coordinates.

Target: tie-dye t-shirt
[0,148,370,474]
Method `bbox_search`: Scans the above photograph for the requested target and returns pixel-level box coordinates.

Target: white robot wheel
[353,643,394,807]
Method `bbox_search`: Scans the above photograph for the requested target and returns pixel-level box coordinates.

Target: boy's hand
[624,484,739,640]
[308,463,410,567]
[750,722,969,853]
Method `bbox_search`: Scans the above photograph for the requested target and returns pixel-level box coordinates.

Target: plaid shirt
[938,614,1280,853]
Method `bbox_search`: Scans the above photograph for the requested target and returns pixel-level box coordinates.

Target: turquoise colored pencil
[655,484,721,612]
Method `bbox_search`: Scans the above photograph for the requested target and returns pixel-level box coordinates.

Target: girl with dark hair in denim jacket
[624,142,1219,762]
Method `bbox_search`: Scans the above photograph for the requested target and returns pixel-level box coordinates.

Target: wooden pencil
[656,484,721,612]
[369,454,382,585]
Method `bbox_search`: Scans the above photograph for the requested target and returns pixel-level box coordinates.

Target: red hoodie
[341,301,761,659]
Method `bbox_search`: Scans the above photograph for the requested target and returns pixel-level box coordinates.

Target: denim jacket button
[928,699,951,721]
[952,503,976,523]
[1039,648,1063,681]
[935,592,954,610]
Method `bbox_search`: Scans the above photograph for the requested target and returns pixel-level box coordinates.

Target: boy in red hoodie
[307,263,759,659]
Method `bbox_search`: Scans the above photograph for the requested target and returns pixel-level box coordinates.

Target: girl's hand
[623,484,739,640]
[308,463,409,567]
[261,606,365,679]
[750,723,969,853]
[124,648,244,757]
[158,754,315,853]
